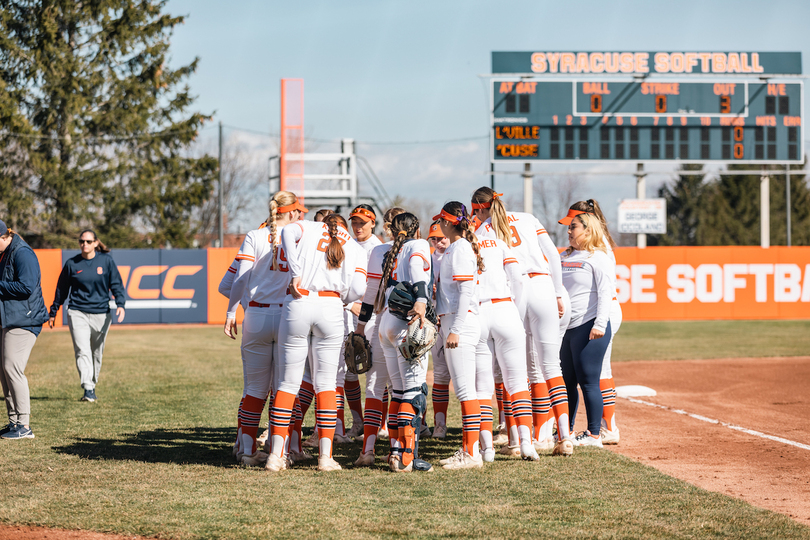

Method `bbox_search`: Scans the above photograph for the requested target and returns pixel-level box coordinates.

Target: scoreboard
[490,52,804,163]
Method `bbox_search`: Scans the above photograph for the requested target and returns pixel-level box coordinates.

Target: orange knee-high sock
[479,399,493,435]
[382,385,390,431]
[546,376,570,440]
[239,394,267,455]
[502,389,516,432]
[432,383,450,426]
[509,390,533,431]
[601,378,617,431]
[531,382,551,439]
[236,396,245,447]
[269,390,297,456]
[336,386,346,436]
[387,398,400,443]
[495,382,505,425]
[315,390,337,458]
[397,402,417,466]
[288,398,303,452]
[344,379,363,422]
[361,398,384,454]
[460,400,481,456]
[298,380,315,418]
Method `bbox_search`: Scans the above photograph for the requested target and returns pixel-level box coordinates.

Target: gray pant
[0,327,37,426]
[67,309,112,391]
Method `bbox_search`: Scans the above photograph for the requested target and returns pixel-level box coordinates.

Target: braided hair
[268,191,299,270]
[440,201,485,273]
[323,214,347,270]
[374,212,419,313]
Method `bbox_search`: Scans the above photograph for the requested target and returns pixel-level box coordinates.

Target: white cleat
[533,437,555,452]
[302,430,319,448]
[574,431,604,448]
[498,444,521,457]
[289,449,314,463]
[432,424,447,439]
[492,432,509,446]
[333,432,353,444]
[354,451,375,467]
[442,451,484,470]
[377,426,389,440]
[601,426,620,445]
[346,423,364,439]
[241,450,269,467]
[482,448,496,463]
[265,453,287,472]
[439,449,464,466]
[318,456,343,472]
[420,423,432,438]
[552,438,574,457]
[256,427,269,446]
[521,443,540,461]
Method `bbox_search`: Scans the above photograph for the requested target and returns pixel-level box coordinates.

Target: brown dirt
[3,356,808,538]
[606,356,810,524]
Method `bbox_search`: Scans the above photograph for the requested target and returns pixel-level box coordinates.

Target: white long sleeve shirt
[560,249,613,332]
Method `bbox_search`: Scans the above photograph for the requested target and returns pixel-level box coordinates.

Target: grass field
[0,322,809,539]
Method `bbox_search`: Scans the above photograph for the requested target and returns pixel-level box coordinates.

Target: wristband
[358,302,374,323]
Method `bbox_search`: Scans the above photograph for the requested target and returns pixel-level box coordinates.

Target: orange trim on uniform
[503,258,518,265]
[558,209,592,226]
[453,275,474,281]
[277,201,309,214]
[528,272,549,278]
[235,254,255,261]
[355,267,367,275]
[537,229,547,235]
[410,252,430,270]
[249,301,282,308]
[367,272,383,279]
[293,289,340,298]
[227,266,237,273]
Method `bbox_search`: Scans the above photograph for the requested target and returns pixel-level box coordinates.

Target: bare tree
[532,173,584,246]
[194,136,267,246]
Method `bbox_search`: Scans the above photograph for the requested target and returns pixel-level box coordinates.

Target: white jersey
[476,212,564,296]
[476,237,523,303]
[362,239,431,307]
[346,234,384,316]
[560,249,613,332]
[226,226,290,317]
[281,220,367,303]
[436,238,479,317]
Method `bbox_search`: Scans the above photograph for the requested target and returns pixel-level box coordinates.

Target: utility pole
[635,163,646,248]
[490,162,495,190]
[218,121,224,248]
[761,167,770,249]
[786,165,792,247]
[522,163,532,214]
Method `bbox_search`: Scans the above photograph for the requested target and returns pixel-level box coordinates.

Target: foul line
[624,397,810,452]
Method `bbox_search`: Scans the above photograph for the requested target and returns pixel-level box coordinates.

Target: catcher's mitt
[344,332,372,375]
[397,317,438,366]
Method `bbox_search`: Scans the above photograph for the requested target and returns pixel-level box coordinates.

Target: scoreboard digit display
[490,51,804,163]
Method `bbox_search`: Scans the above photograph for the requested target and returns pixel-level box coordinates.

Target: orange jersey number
[316,232,347,253]
[509,226,522,248]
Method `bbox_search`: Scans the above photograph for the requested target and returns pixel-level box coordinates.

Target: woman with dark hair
[49,229,126,402]
[0,220,49,439]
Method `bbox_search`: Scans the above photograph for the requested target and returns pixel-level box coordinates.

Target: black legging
[560,318,612,435]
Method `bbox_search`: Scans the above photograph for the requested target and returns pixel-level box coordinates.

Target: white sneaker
[439,449,464,465]
[432,424,447,439]
[521,443,540,461]
[333,432,353,444]
[241,450,269,467]
[265,453,287,472]
[289,449,314,463]
[346,423,364,439]
[552,438,574,457]
[574,431,604,448]
[256,427,269,446]
[601,426,620,445]
[492,432,509,446]
[354,451,375,467]
[533,437,555,452]
[302,430,319,448]
[377,426,389,439]
[498,444,521,457]
[442,451,484,470]
[389,454,413,473]
[482,448,496,463]
[318,456,342,472]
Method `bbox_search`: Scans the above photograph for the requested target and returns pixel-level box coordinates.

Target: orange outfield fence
[34,246,810,325]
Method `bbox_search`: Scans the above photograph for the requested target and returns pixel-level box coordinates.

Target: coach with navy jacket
[0,220,49,440]
[49,230,125,403]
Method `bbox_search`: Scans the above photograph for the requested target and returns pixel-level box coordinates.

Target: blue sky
[166,0,810,238]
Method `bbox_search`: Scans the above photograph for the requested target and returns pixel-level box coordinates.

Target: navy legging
[560,318,612,436]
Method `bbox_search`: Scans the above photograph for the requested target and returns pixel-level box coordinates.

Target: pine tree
[0,0,216,247]
[650,164,707,246]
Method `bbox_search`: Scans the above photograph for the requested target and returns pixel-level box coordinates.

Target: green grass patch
[613,320,810,361]
[0,325,807,539]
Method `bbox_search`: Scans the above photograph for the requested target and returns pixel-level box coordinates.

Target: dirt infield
[607,356,810,524]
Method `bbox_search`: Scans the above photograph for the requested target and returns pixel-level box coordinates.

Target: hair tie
[492,192,503,200]
[398,230,407,236]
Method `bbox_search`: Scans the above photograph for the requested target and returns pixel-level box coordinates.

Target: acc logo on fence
[117,265,203,307]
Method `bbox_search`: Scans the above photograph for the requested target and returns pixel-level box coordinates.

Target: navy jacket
[0,235,49,336]
[49,252,126,316]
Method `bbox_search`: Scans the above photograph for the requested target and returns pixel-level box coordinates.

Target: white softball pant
[439,312,481,403]
[431,337,450,386]
[336,308,360,387]
[477,301,530,397]
[362,316,389,401]
[524,274,563,383]
[379,311,426,402]
[600,299,623,379]
[277,295,344,396]
[241,305,281,399]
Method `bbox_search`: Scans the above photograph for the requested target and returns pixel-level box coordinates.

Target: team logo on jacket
[97,266,104,275]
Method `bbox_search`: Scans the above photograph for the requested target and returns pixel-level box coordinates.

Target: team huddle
[219,187,621,472]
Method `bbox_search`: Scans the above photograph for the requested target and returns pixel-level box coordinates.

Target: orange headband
[350,207,376,222]
[471,192,503,210]
[558,209,592,226]
[277,201,309,214]
[432,208,464,224]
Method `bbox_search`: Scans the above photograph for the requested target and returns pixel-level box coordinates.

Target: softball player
[338,204,383,440]
[266,214,367,472]
[471,187,574,457]
[475,234,540,461]
[558,208,614,447]
[223,193,306,466]
[427,221,451,439]
[433,202,485,470]
[356,212,433,473]
[566,200,622,444]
